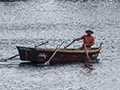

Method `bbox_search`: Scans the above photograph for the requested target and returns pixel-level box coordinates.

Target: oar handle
[35,41,49,48]
[64,40,75,49]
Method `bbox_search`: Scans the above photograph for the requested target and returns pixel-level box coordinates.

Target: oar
[84,44,90,63]
[0,54,19,62]
[0,41,49,62]
[35,41,49,48]
[84,44,93,68]
[64,40,75,49]
[44,41,64,66]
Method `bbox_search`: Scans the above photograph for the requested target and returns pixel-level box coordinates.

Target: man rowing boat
[74,29,95,68]
[74,29,95,50]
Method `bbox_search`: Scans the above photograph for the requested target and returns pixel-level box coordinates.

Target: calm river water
[0,0,120,90]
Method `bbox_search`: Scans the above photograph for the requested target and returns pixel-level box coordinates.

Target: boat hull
[17,46,101,64]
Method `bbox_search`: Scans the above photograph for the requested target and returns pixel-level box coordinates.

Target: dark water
[0,0,120,90]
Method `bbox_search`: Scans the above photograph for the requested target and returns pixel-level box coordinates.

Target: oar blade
[44,61,50,66]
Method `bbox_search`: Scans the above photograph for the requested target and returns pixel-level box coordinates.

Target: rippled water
[0,0,120,90]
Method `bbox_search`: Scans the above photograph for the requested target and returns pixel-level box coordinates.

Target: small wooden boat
[16,42,102,64]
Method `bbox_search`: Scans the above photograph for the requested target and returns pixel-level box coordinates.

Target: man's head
[85,29,94,36]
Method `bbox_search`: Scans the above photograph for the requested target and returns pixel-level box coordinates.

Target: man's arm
[74,38,82,41]
[74,35,85,41]
[85,43,94,47]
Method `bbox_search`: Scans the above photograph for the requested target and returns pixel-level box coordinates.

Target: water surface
[0,0,120,90]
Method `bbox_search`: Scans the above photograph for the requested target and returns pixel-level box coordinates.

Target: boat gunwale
[36,47,101,53]
[16,42,102,54]
[16,46,101,53]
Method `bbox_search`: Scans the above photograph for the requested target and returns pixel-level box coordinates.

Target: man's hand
[73,39,76,41]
